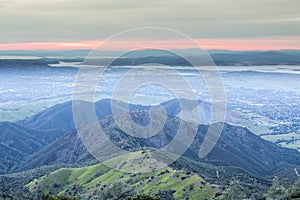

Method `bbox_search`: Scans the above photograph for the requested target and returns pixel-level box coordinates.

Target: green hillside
[27,151,218,200]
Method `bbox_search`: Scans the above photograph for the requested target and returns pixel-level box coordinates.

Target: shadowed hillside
[17,110,300,179]
[0,122,62,174]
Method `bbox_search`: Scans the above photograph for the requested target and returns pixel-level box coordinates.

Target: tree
[286,177,300,199]
[125,194,160,200]
[41,194,77,200]
[220,178,247,200]
[264,176,288,199]
[79,181,134,200]
[156,190,175,200]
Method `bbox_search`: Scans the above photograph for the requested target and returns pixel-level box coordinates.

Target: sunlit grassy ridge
[27,151,218,199]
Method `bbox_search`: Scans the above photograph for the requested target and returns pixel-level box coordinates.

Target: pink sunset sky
[0,37,299,51]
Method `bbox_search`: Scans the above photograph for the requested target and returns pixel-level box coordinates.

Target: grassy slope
[27,151,217,199]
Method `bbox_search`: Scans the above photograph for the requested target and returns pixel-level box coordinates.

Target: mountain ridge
[16,111,300,179]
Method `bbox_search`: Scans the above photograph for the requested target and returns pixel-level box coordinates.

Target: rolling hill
[19,99,150,132]
[19,98,238,132]
[24,151,228,199]
[1,150,272,199]
[4,98,227,174]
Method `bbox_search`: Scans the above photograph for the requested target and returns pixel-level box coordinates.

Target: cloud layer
[0,0,299,45]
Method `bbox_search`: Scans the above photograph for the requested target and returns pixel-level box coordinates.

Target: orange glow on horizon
[0,38,299,51]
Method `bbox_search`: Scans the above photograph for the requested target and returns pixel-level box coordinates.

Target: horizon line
[0,48,300,52]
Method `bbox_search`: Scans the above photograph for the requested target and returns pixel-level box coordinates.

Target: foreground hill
[25,151,221,199]
[0,122,62,174]
[17,111,300,179]
[1,151,271,199]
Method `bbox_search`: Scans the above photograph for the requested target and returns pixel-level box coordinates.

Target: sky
[0,0,299,50]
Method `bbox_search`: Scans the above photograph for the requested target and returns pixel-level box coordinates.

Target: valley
[0,56,299,199]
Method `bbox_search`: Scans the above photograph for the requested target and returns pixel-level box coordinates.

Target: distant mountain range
[1,49,300,66]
